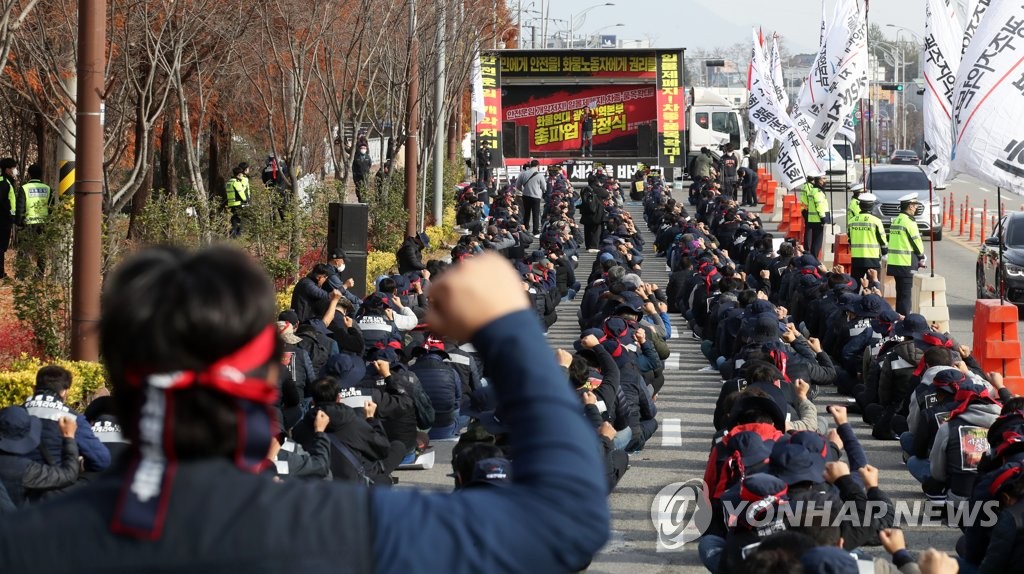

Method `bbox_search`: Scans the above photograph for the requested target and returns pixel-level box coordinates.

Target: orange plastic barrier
[787,199,805,242]
[832,234,852,268]
[779,195,794,232]
[972,299,1024,394]
[761,179,776,215]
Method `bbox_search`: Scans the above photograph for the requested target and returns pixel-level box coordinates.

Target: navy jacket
[0,310,609,573]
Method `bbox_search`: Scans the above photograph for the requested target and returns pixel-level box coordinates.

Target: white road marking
[662,418,683,447]
[980,187,992,193]
[663,354,680,370]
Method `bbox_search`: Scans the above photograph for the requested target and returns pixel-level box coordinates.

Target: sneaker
[690,331,701,341]
[587,248,599,253]
[698,366,718,373]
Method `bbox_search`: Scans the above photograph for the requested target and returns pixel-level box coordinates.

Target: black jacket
[0,459,372,572]
[291,277,330,323]
[396,237,426,274]
[0,438,80,506]
[292,402,393,483]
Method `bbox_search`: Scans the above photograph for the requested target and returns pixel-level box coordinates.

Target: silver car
[864,165,943,241]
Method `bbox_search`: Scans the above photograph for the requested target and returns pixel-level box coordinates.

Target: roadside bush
[0,355,107,410]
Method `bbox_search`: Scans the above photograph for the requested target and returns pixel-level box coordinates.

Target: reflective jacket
[848,213,887,261]
[225,176,249,208]
[887,212,924,270]
[16,180,51,225]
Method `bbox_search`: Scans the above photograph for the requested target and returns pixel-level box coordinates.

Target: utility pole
[404,0,419,237]
[432,1,447,225]
[71,0,104,361]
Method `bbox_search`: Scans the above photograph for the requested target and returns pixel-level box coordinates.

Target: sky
[521,0,926,54]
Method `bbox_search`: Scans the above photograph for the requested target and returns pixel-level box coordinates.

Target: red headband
[989,465,1024,497]
[113,325,279,540]
[125,325,279,405]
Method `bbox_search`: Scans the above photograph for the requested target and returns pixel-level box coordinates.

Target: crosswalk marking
[661,418,683,447]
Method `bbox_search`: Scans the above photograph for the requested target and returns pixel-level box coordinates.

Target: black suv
[977,212,1024,303]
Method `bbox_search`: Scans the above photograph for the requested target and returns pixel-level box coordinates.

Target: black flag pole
[999,185,1005,305]
[928,181,935,278]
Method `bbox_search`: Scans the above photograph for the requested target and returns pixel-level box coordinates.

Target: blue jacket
[23,395,110,472]
[410,353,462,427]
[372,310,610,572]
[0,311,610,573]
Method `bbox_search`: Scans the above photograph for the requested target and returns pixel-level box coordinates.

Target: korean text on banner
[951,2,1024,193]
[656,52,684,169]
[809,0,868,148]
[475,53,503,165]
[922,0,964,189]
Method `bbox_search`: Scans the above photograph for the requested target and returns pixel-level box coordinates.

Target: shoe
[698,366,718,373]
[587,248,599,253]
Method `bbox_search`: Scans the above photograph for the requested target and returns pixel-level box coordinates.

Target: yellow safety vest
[19,181,51,225]
[848,213,886,260]
[848,197,861,218]
[887,212,923,267]
[225,177,248,208]
[805,187,829,224]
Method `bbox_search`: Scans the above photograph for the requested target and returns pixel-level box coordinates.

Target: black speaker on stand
[327,203,370,298]
[637,123,654,157]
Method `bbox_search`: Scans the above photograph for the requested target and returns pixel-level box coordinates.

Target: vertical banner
[656,51,684,173]
[922,0,964,188]
[951,1,1024,192]
[475,52,503,166]
[809,0,868,147]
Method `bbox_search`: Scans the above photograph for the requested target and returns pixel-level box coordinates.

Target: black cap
[278,309,299,326]
[327,248,347,260]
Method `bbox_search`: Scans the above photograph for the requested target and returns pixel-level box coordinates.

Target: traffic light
[880,83,904,91]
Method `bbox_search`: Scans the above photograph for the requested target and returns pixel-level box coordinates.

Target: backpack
[392,367,435,430]
[578,186,596,214]
[295,324,332,373]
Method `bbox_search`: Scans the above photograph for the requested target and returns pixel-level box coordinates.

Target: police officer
[799,174,829,260]
[13,164,52,277]
[476,141,492,187]
[0,158,18,279]
[887,195,926,315]
[847,183,864,219]
[847,192,886,281]
[225,165,250,238]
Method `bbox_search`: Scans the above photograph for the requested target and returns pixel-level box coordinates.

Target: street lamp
[886,25,921,150]
[589,23,624,48]
[874,42,903,150]
[569,2,614,49]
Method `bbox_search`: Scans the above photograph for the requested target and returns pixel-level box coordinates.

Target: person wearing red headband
[0,249,609,573]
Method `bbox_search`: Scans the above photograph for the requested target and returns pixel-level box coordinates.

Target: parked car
[864,165,942,241]
[977,212,1024,303]
[889,149,920,165]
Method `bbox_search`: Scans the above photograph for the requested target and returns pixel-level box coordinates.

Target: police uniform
[800,177,829,260]
[847,193,886,280]
[13,178,52,275]
[886,196,925,315]
[225,175,249,238]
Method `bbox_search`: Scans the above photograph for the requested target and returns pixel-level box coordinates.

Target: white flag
[922,0,963,188]
[746,28,822,187]
[951,1,1024,193]
[797,0,831,111]
[959,0,989,55]
[809,0,868,147]
[470,49,485,126]
[769,34,789,113]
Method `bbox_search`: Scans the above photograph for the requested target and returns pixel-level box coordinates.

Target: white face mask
[337,263,346,273]
[359,148,367,154]
[11,169,18,178]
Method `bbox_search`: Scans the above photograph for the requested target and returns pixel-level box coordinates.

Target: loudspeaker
[502,122,517,157]
[337,251,368,299]
[327,203,369,253]
[517,125,529,157]
[638,123,654,157]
